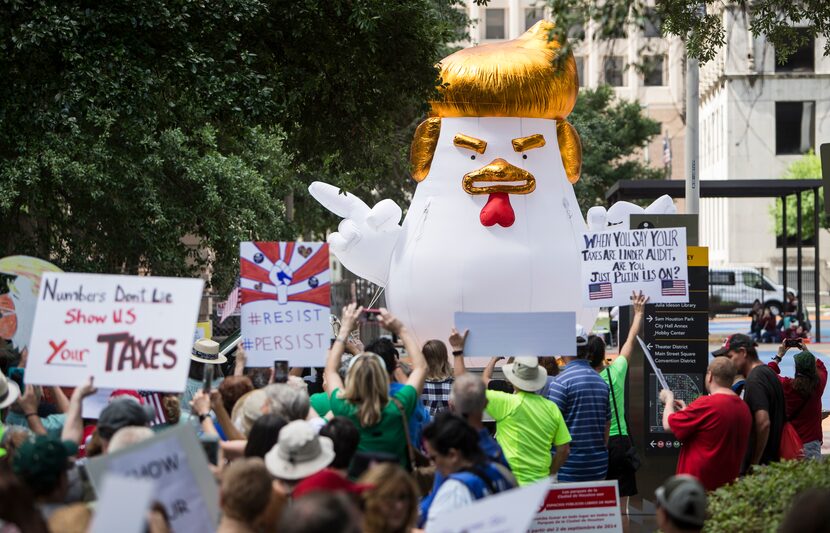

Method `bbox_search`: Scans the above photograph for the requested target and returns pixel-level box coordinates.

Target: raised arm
[619,291,649,361]
[50,386,71,414]
[379,308,427,394]
[449,328,469,376]
[482,357,502,386]
[61,377,96,444]
[233,343,247,377]
[325,303,363,395]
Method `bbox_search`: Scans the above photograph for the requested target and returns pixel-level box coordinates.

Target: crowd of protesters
[0,290,827,532]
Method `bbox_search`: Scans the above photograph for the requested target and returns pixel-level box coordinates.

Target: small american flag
[589,282,613,300]
[138,391,167,426]
[661,279,686,296]
[662,133,672,165]
[219,278,241,324]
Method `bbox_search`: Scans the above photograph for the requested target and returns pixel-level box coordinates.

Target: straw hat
[502,356,548,392]
[191,338,226,364]
[0,371,21,409]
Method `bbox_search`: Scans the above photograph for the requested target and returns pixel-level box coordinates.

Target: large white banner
[529,480,622,532]
[86,424,219,533]
[240,241,331,367]
[580,227,688,307]
[25,273,203,392]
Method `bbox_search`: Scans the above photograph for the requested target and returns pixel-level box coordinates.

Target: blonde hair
[423,340,452,381]
[359,463,419,533]
[410,21,582,184]
[340,354,390,427]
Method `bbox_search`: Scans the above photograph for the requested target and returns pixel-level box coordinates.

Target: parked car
[709,267,797,317]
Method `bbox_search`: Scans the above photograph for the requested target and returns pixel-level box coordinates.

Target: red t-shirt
[668,393,752,491]
[768,359,828,444]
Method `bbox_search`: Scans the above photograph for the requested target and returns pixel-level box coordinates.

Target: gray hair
[263,383,310,421]
[108,426,155,453]
[450,374,487,416]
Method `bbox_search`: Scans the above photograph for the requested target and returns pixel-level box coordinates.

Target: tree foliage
[771,151,826,241]
[570,85,663,211]
[0,1,467,291]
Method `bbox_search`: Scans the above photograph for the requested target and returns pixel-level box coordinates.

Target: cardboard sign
[89,474,155,533]
[580,227,688,306]
[455,312,576,357]
[529,481,622,532]
[86,424,219,533]
[24,273,203,391]
[240,241,331,367]
[427,479,550,533]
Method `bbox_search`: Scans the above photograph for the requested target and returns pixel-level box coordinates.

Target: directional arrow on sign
[646,315,653,323]
[648,343,654,350]
[650,440,657,448]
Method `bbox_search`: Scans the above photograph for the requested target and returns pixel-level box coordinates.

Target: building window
[525,7,545,30]
[643,55,666,86]
[775,28,815,72]
[775,101,815,155]
[485,8,506,40]
[603,56,625,86]
[643,8,662,38]
[575,56,585,86]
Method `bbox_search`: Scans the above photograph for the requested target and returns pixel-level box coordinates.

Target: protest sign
[89,474,155,533]
[194,321,213,343]
[240,241,331,367]
[529,480,622,532]
[24,273,203,391]
[579,227,688,307]
[82,388,113,420]
[455,312,576,357]
[86,424,219,533]
[426,479,550,533]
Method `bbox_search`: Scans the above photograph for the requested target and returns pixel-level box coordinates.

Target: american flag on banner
[139,391,167,426]
[219,278,241,324]
[589,282,613,300]
[661,279,687,296]
[662,133,672,165]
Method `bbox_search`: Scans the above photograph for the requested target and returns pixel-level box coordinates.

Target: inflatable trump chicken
[310,21,674,344]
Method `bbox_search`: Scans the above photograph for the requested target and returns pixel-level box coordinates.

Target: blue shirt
[478,428,510,468]
[547,359,611,482]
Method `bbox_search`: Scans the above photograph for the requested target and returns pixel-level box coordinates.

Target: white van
[709,267,796,316]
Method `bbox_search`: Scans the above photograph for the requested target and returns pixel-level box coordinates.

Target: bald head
[708,358,737,388]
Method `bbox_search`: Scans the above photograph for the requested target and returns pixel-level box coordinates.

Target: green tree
[0,1,467,291]
[771,151,826,241]
[569,85,663,211]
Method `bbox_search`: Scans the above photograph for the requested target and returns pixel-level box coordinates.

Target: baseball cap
[12,435,78,494]
[712,333,757,357]
[576,324,589,347]
[97,397,154,439]
[655,475,706,528]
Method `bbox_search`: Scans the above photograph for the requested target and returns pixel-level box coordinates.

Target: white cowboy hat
[191,338,226,365]
[265,420,335,481]
[502,356,548,392]
[0,372,21,409]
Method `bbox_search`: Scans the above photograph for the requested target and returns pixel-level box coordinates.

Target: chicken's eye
[470,155,476,160]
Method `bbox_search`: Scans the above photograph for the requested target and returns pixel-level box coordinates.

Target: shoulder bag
[391,396,435,495]
[606,368,641,471]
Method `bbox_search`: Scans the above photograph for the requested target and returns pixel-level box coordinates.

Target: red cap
[292,469,373,499]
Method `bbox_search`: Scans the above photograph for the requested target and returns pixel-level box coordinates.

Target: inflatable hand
[586,195,677,232]
[308,182,402,286]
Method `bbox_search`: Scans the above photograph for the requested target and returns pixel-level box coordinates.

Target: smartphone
[274,360,289,383]
[8,367,24,390]
[201,438,219,465]
[784,338,802,348]
[202,364,214,394]
[330,314,342,338]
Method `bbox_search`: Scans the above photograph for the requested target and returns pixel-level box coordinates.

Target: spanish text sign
[579,227,688,307]
[25,273,203,391]
[529,480,622,532]
[240,241,331,367]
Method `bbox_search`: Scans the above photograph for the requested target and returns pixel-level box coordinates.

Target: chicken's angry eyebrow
[453,133,487,154]
[512,134,546,152]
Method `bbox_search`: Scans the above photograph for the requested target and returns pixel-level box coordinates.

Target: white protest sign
[89,474,155,533]
[82,388,114,419]
[455,312,576,357]
[580,227,688,307]
[240,241,331,367]
[25,273,203,392]
[529,480,622,532]
[86,424,219,533]
[426,479,550,533]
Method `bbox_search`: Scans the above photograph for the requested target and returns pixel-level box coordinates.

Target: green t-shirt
[310,392,331,417]
[485,390,571,486]
[601,356,628,437]
[329,385,417,467]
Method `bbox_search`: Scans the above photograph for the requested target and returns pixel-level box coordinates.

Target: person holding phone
[325,304,427,468]
[769,340,828,459]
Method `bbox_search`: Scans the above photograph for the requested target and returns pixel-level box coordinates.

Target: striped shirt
[547,359,611,482]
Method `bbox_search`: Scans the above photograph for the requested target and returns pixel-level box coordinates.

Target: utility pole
[685,56,699,216]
